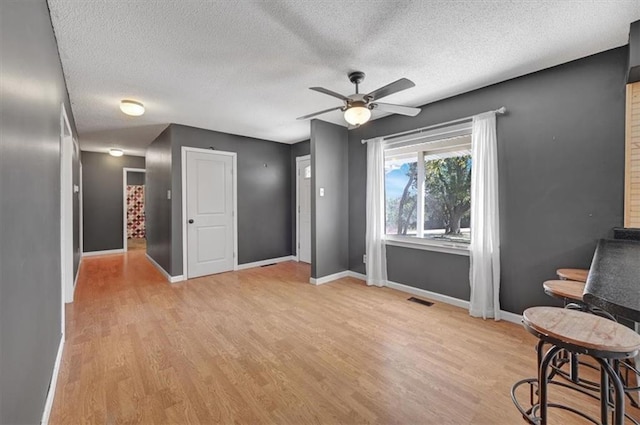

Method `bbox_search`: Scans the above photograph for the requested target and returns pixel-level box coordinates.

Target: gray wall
[146,126,173,273]
[311,120,349,279]
[127,171,145,185]
[146,124,293,276]
[0,0,78,422]
[290,140,310,256]
[82,151,145,252]
[349,47,627,314]
[387,247,471,300]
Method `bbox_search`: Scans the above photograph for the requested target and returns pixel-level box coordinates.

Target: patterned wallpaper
[127,185,145,238]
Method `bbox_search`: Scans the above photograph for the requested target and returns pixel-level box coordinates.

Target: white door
[186,151,235,278]
[298,158,311,263]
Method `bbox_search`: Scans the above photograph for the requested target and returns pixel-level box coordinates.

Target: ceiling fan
[297,71,421,126]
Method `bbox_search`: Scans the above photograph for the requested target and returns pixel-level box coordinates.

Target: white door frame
[60,104,74,315]
[295,154,311,263]
[181,146,238,278]
[122,167,146,252]
[79,162,83,256]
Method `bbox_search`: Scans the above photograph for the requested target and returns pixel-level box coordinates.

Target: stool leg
[539,345,562,425]
[597,358,626,425]
[570,352,579,383]
[601,360,610,425]
[536,340,545,370]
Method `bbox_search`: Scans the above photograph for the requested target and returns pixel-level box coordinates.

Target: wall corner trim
[40,334,65,425]
[309,270,350,285]
[145,253,184,283]
[236,256,295,271]
[385,280,521,325]
[82,249,124,257]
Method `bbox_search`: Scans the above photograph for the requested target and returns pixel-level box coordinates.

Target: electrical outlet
[363,254,367,264]
[167,190,171,200]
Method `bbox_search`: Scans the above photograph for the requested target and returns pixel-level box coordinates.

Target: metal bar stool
[511,307,640,425]
[544,280,638,407]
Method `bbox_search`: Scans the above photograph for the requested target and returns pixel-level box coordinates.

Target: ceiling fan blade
[366,78,415,101]
[372,102,421,117]
[296,106,343,120]
[310,87,350,101]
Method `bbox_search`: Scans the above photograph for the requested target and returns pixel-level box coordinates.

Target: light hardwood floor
[50,251,639,424]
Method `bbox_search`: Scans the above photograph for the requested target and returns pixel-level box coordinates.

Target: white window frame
[383,122,473,256]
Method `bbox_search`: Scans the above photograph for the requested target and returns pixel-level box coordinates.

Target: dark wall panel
[82,151,145,252]
[146,127,173,273]
[290,140,310,256]
[127,171,145,185]
[628,20,640,83]
[349,47,627,314]
[311,120,349,278]
[0,0,78,422]
[386,246,471,301]
[170,125,292,275]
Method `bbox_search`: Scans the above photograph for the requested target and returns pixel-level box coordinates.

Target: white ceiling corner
[47,0,640,156]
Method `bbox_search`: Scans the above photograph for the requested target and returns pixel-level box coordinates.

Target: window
[384,126,472,246]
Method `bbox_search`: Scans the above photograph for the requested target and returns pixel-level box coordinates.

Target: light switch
[319,188,325,197]
[167,190,171,200]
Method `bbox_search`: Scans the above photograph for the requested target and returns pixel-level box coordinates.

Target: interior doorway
[123,168,146,252]
[296,155,311,264]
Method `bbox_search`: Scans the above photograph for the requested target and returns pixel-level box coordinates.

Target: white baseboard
[310,270,351,285]
[145,253,184,283]
[82,248,124,257]
[236,255,295,271]
[73,260,81,289]
[498,310,523,325]
[386,280,470,310]
[385,280,522,325]
[41,334,65,425]
[346,270,367,281]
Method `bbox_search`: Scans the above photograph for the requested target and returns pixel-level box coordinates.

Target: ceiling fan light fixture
[344,102,371,126]
[120,99,145,116]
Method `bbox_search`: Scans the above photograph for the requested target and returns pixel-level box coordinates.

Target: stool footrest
[511,348,640,425]
[511,378,602,425]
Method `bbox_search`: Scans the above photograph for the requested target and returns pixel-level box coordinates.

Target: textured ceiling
[48,0,640,156]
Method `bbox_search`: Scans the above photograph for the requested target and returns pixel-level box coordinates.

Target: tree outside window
[385,141,471,243]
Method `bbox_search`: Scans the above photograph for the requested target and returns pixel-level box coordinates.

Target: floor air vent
[260,263,277,267]
[408,297,434,307]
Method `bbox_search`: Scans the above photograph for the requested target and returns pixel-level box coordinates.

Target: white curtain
[365,137,387,287]
[469,112,501,320]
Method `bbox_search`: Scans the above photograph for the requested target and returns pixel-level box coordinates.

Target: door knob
[188,219,194,224]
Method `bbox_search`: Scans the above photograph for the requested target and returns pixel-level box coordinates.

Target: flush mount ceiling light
[109,148,124,157]
[119,99,145,116]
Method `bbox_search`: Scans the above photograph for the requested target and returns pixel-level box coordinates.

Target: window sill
[384,236,470,256]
